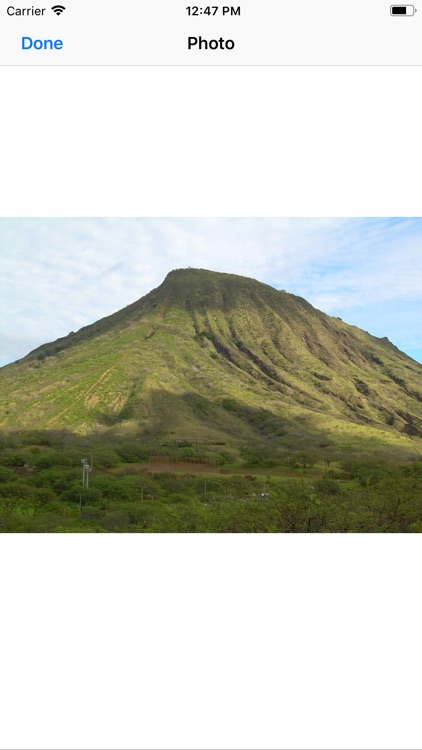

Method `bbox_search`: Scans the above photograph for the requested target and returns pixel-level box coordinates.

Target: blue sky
[1,217,421,366]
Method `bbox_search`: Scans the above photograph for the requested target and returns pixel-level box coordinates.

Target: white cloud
[1,217,421,365]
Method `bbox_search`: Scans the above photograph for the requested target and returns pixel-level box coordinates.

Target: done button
[22,37,63,49]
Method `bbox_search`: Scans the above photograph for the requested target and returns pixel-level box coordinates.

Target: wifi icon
[51,5,66,14]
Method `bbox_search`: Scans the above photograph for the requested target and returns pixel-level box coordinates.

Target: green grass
[1,437,421,533]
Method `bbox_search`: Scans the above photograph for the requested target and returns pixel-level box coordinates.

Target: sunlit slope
[1,268,421,454]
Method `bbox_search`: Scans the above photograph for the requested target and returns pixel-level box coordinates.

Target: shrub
[314,477,342,496]
[0,467,17,483]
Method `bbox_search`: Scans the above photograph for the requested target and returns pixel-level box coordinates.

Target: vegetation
[0,269,421,463]
[0,269,421,532]
[0,430,421,533]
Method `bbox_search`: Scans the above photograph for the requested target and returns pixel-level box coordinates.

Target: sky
[1,217,421,366]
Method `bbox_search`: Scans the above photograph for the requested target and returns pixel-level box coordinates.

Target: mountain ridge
[1,268,421,458]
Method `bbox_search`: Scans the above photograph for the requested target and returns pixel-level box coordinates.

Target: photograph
[1,216,421,534]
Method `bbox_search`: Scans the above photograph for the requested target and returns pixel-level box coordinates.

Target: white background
[1,64,422,750]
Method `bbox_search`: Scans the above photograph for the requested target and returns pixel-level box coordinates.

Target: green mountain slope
[1,268,421,458]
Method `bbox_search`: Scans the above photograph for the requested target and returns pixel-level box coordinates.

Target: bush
[7,455,26,467]
[218,452,233,465]
[90,450,119,469]
[114,443,148,463]
[100,511,130,532]
[0,467,17,483]
[31,451,73,470]
[314,477,342,496]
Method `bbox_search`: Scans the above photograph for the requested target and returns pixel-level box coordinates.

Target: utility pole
[80,458,92,509]
[80,459,86,512]
[81,458,88,488]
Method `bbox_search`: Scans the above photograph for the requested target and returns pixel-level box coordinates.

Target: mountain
[1,268,421,459]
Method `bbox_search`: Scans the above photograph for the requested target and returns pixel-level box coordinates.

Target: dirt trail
[48,304,170,425]
[48,354,130,425]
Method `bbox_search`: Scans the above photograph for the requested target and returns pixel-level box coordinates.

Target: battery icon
[390,5,415,13]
